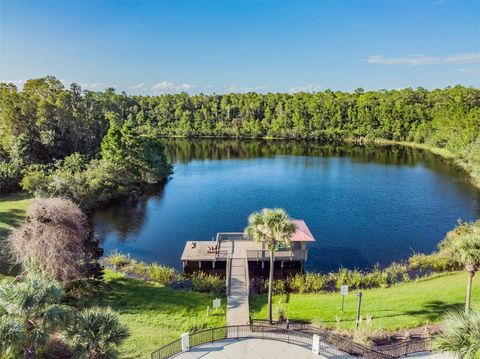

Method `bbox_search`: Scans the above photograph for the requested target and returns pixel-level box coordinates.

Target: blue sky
[1,0,479,94]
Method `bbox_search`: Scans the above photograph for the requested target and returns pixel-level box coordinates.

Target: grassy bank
[250,271,477,332]
[99,270,226,358]
[0,192,31,240]
[0,193,31,275]
[369,139,480,189]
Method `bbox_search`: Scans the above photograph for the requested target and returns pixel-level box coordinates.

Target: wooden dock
[226,244,251,326]
[180,220,316,326]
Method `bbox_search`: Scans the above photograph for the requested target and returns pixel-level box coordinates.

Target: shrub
[7,198,103,283]
[353,315,375,345]
[106,254,180,285]
[287,272,327,293]
[336,268,364,290]
[408,253,461,272]
[63,306,129,358]
[273,299,286,321]
[146,263,178,284]
[0,275,72,358]
[104,251,133,269]
[191,272,225,295]
[251,277,267,294]
[0,161,21,194]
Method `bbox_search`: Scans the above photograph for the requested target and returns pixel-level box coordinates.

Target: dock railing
[244,255,250,296]
[216,232,249,242]
[245,249,307,261]
[214,249,229,260]
[225,254,232,295]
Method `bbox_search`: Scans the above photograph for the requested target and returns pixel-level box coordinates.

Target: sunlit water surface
[92,139,480,272]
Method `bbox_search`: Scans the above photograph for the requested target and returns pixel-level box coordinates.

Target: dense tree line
[0,76,172,207]
[1,76,479,198]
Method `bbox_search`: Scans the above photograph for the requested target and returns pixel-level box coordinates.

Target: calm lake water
[92,139,480,272]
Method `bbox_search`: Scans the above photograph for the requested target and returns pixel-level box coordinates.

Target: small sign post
[213,298,221,312]
[355,291,363,330]
[340,285,348,312]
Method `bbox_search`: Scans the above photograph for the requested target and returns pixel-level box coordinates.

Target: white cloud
[131,83,145,89]
[152,81,195,93]
[444,53,480,64]
[179,83,195,90]
[152,81,175,90]
[288,84,322,93]
[1,79,27,88]
[457,67,480,74]
[224,85,268,93]
[80,83,104,89]
[366,55,439,65]
[366,52,480,66]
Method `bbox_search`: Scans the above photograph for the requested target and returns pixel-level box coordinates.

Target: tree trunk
[268,250,274,323]
[466,270,474,313]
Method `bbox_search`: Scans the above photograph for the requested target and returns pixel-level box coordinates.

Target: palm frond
[64,306,129,357]
[0,316,25,358]
[431,309,480,358]
[244,208,297,250]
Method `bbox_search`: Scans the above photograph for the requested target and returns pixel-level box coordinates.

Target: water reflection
[91,139,480,272]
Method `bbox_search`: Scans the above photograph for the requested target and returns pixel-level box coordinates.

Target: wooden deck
[181,237,307,263]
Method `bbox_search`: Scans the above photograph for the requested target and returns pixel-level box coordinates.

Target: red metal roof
[291,219,315,242]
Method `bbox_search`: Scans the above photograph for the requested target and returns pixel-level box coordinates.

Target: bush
[287,272,328,293]
[104,253,180,285]
[0,161,21,194]
[7,197,103,283]
[336,268,365,290]
[147,263,178,284]
[21,148,171,210]
[408,253,461,272]
[191,272,225,295]
[274,299,286,321]
[104,251,133,269]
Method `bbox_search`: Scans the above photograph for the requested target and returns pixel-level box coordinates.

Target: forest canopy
[0,76,479,202]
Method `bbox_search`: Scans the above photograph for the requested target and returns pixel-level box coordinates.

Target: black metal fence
[151,321,433,359]
[151,338,182,359]
[252,320,432,359]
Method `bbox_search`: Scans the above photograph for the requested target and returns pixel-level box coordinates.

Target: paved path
[226,242,250,326]
[405,352,453,358]
[173,338,352,359]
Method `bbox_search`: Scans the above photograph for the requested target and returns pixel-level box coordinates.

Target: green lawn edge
[250,271,476,332]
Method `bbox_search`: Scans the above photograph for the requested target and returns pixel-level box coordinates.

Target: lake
[92,139,480,272]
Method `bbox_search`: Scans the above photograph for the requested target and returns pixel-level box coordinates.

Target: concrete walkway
[173,338,352,359]
[226,243,250,326]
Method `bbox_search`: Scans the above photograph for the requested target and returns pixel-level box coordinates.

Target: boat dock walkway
[226,242,250,326]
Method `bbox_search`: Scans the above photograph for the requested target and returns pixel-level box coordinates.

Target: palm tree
[64,306,129,359]
[0,275,71,358]
[450,232,480,312]
[431,309,480,358]
[244,208,297,323]
[0,316,25,358]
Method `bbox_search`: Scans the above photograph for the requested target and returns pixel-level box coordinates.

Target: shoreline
[158,135,480,191]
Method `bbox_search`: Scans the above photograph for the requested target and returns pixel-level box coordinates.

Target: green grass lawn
[99,270,226,359]
[0,192,31,239]
[250,271,478,332]
[0,192,31,275]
